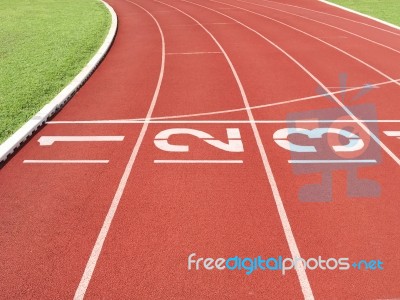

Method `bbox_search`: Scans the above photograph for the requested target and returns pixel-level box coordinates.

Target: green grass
[328,0,400,26]
[0,0,110,143]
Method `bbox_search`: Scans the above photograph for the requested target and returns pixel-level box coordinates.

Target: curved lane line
[73,1,166,298]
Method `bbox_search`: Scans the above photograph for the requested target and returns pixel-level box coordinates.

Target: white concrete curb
[319,0,400,31]
[0,0,118,163]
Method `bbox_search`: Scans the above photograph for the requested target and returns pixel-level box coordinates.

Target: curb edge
[319,0,400,31]
[0,0,118,163]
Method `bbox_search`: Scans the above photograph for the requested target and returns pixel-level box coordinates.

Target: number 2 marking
[154,128,244,153]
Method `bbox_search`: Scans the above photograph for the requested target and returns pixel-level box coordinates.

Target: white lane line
[166,51,221,55]
[202,0,400,166]
[45,77,400,124]
[260,0,400,36]
[289,159,377,164]
[113,78,399,121]
[154,159,243,163]
[212,0,400,87]
[384,131,400,137]
[159,1,314,298]
[47,119,400,124]
[73,1,166,299]
[23,160,109,164]
[237,0,400,54]
[38,136,124,146]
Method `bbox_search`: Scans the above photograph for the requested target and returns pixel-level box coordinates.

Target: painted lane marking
[384,131,400,138]
[74,1,166,299]
[325,86,379,89]
[154,159,243,163]
[289,159,377,164]
[23,160,109,164]
[273,127,364,153]
[154,128,244,153]
[47,119,400,124]
[38,136,124,146]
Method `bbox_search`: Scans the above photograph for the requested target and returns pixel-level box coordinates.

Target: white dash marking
[384,131,400,137]
[154,159,243,164]
[23,160,109,164]
[289,159,377,164]
[38,136,124,146]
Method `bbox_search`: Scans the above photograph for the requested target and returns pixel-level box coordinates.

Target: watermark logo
[188,253,384,276]
[281,73,381,202]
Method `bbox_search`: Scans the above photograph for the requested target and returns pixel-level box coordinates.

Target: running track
[1,0,400,298]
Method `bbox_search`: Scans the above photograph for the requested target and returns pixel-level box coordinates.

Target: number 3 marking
[273,127,364,153]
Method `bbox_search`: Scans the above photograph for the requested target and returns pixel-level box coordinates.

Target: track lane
[49,0,163,122]
[0,1,163,298]
[74,1,166,298]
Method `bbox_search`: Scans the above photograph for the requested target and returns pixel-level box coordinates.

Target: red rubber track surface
[0,0,399,299]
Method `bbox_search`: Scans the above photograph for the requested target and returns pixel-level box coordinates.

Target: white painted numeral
[273,127,364,153]
[154,128,244,153]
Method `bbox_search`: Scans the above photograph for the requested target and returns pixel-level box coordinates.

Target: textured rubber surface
[0,0,399,299]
